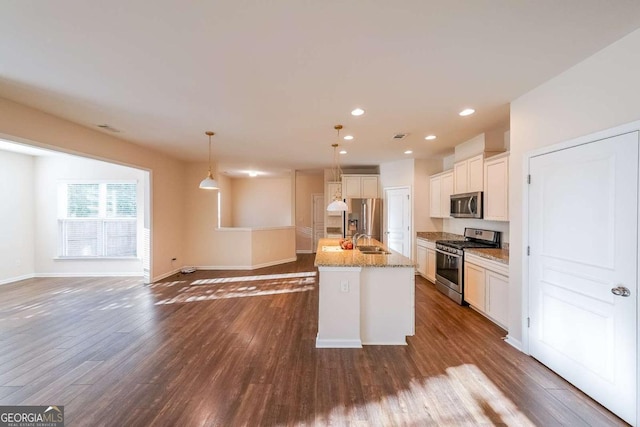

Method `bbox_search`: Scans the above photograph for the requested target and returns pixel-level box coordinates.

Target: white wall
[414,159,443,233]
[230,176,292,227]
[379,158,414,190]
[381,158,445,260]
[34,156,146,276]
[509,28,640,347]
[0,151,35,284]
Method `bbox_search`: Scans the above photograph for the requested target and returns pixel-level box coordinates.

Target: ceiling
[1,2,640,175]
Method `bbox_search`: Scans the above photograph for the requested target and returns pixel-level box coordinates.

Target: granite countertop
[465,248,509,265]
[314,238,415,268]
[416,232,464,242]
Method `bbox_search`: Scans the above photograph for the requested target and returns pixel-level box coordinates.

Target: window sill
[54,257,141,261]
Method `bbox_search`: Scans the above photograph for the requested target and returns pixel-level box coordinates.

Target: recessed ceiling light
[343,135,354,141]
[404,150,413,154]
[248,171,258,177]
[340,150,347,154]
[351,108,365,116]
[459,108,475,116]
[425,135,437,140]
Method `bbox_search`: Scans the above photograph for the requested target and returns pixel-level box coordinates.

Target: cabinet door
[343,176,361,199]
[429,175,441,217]
[486,270,509,328]
[416,244,427,277]
[361,176,379,198]
[464,262,485,310]
[426,248,436,283]
[454,161,468,194]
[467,154,484,192]
[484,156,509,221]
[327,182,342,216]
[441,172,454,218]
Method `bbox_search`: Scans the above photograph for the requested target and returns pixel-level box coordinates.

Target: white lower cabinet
[464,252,509,329]
[485,270,509,327]
[416,244,427,277]
[463,262,485,310]
[416,238,436,283]
[426,247,436,283]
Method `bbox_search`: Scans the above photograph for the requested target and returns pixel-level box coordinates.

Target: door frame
[522,118,640,425]
[383,185,412,259]
[311,193,324,253]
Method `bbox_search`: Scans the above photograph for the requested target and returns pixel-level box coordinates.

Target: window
[58,182,138,257]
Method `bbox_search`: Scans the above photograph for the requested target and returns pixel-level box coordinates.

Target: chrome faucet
[353,233,373,249]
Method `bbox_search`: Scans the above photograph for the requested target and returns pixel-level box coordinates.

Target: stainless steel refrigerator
[344,198,383,242]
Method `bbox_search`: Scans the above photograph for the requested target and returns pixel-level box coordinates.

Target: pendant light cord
[205,131,215,175]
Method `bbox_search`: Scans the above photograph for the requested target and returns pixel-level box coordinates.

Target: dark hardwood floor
[0,255,627,426]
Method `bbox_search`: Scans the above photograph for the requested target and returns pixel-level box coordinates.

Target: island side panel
[360,266,415,345]
[316,266,363,348]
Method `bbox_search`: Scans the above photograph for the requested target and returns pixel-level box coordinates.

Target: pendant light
[199,131,219,190]
[327,125,348,212]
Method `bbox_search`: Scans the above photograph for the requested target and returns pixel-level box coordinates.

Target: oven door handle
[436,248,462,258]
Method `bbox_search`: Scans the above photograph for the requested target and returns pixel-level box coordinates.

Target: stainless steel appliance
[450,191,483,218]
[435,228,500,304]
[344,198,382,242]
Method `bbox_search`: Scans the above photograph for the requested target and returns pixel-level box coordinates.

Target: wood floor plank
[0,257,629,426]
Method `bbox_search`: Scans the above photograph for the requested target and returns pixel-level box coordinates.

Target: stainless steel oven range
[435,228,501,305]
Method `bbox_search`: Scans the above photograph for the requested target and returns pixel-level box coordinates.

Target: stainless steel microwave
[450,191,483,218]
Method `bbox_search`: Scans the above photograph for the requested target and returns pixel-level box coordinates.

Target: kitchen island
[314,238,415,348]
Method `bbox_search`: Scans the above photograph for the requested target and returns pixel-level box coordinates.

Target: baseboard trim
[0,273,36,286]
[315,337,363,348]
[505,335,524,353]
[361,340,408,346]
[296,250,313,254]
[196,257,298,271]
[152,268,183,283]
[34,272,144,278]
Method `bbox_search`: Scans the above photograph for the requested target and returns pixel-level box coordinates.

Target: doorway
[527,130,638,424]
[384,187,411,257]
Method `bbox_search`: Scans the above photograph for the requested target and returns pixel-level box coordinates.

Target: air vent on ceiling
[392,133,409,140]
[97,124,121,133]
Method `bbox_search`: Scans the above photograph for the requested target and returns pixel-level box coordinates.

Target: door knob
[611,286,631,297]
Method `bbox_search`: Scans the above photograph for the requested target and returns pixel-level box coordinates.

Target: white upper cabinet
[361,176,379,198]
[342,175,379,199]
[454,153,484,194]
[483,153,509,221]
[429,170,454,218]
[441,171,454,217]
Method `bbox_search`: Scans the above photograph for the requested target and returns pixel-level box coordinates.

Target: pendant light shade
[199,131,219,190]
[327,125,348,212]
[327,198,348,212]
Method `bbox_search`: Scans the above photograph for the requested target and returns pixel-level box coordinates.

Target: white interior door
[528,131,638,425]
[384,187,411,257]
[312,194,324,253]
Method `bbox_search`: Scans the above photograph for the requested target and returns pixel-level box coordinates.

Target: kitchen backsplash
[442,218,509,244]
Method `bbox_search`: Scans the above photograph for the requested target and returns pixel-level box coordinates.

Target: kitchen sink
[357,246,391,255]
